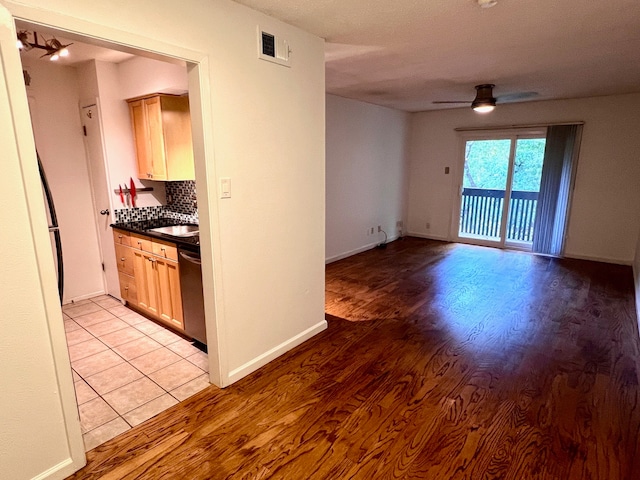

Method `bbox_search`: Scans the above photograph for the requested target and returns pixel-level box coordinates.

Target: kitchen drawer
[115,244,134,276]
[152,239,178,261]
[118,272,137,305]
[113,229,131,247]
[131,233,153,253]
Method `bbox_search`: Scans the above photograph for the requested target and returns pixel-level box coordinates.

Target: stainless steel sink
[147,224,199,237]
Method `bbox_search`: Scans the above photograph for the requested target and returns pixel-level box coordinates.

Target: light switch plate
[220,177,231,198]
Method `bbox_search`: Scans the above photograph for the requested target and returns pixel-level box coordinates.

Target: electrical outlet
[377,225,382,232]
[396,221,403,228]
[426,222,431,230]
[370,227,375,235]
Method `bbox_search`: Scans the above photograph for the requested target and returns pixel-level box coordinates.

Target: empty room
[3,1,640,479]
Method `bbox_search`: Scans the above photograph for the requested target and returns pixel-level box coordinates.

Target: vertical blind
[532,124,583,256]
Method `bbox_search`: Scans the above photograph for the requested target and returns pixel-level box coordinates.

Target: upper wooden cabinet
[127,94,195,181]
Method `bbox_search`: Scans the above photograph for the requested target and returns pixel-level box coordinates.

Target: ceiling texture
[235,0,640,112]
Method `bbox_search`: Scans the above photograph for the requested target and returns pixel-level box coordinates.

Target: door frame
[451,128,547,249]
[2,2,226,475]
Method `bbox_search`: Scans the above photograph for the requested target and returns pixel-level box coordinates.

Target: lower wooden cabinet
[113,228,184,331]
[155,256,184,329]
[132,249,159,317]
[118,271,138,305]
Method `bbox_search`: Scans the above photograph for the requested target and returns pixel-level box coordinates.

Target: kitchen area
[16,25,210,450]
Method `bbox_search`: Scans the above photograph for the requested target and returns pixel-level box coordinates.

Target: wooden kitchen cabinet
[115,243,134,276]
[113,229,137,305]
[113,229,131,247]
[131,232,153,254]
[155,256,184,329]
[132,249,160,318]
[127,94,195,181]
[118,271,138,305]
[114,228,184,331]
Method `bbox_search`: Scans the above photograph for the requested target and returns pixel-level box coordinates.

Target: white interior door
[82,103,120,299]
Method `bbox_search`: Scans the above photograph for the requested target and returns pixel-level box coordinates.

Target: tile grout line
[65,295,209,450]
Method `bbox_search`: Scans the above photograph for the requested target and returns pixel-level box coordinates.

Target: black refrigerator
[37,151,64,303]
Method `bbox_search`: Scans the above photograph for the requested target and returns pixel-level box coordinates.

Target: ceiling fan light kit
[477,0,498,8]
[433,83,499,113]
[471,84,497,113]
[16,31,72,61]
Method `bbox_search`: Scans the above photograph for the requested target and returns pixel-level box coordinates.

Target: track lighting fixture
[16,31,72,61]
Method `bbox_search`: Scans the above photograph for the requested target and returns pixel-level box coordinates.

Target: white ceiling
[235,0,640,112]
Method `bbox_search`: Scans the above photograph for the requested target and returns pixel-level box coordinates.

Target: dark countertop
[111,218,200,254]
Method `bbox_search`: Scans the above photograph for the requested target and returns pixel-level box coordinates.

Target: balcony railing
[460,188,539,243]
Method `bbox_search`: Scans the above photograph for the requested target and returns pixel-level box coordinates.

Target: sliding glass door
[457,131,546,249]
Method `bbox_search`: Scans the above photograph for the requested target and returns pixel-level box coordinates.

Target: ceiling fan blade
[432,100,472,104]
[497,91,538,103]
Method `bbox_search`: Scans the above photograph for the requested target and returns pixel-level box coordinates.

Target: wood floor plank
[68,238,640,479]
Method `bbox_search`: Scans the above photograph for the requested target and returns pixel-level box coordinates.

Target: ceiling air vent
[258,27,291,68]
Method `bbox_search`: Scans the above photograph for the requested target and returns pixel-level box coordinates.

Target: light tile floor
[62,295,210,451]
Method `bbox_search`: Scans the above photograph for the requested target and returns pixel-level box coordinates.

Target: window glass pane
[462,139,511,189]
[459,139,511,241]
[506,138,546,243]
[511,138,545,192]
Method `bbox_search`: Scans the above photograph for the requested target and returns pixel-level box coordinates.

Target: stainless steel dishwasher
[178,248,207,347]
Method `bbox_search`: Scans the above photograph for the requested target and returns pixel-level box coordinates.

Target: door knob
[100,209,110,215]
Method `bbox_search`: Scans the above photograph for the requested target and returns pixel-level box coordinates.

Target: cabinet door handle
[120,257,125,261]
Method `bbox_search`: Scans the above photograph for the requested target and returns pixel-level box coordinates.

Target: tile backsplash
[166,181,197,217]
[114,180,198,224]
[114,205,165,223]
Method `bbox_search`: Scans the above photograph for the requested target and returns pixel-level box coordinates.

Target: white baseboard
[62,290,107,305]
[32,457,82,480]
[406,231,449,242]
[563,252,632,266]
[226,319,328,385]
[325,233,400,264]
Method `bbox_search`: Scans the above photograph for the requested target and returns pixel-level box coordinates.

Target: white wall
[22,58,105,303]
[0,7,85,478]
[78,56,189,210]
[97,56,189,208]
[118,56,188,99]
[94,60,165,208]
[1,0,325,478]
[326,94,410,262]
[407,93,640,264]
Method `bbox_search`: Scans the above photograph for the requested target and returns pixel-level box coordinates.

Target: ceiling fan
[433,84,538,113]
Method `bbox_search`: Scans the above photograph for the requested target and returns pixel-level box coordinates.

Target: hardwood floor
[69,237,640,479]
